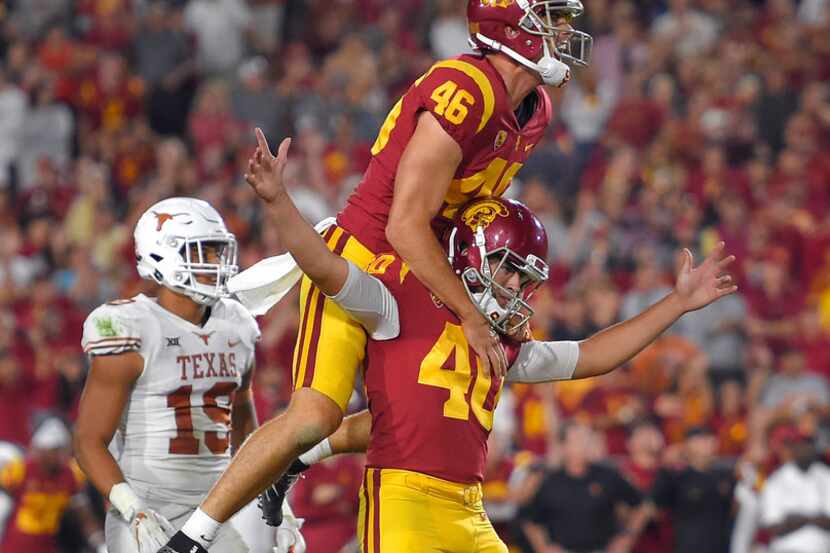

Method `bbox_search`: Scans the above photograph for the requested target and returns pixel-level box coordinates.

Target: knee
[282,389,343,452]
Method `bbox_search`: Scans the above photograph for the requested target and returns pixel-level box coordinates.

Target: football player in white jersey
[73,197,303,553]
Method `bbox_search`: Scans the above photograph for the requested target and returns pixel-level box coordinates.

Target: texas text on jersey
[81,293,259,505]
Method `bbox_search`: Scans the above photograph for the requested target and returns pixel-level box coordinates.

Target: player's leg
[200,229,374,523]
[200,386,343,521]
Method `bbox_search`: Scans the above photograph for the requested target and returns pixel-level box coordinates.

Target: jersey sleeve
[327,260,399,341]
[413,61,496,151]
[81,302,143,356]
[505,340,580,383]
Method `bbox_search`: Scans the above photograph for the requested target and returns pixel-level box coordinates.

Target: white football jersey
[81,294,260,505]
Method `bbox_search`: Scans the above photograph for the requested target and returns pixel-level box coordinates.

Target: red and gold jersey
[0,457,84,553]
[512,383,553,456]
[363,254,520,484]
[338,54,552,253]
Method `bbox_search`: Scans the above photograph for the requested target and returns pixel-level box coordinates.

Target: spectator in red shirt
[712,379,750,458]
[512,383,556,456]
[746,249,804,354]
[620,419,673,553]
[0,348,34,446]
[799,308,830,380]
[188,80,242,171]
[0,418,103,553]
[290,455,364,553]
[73,53,143,134]
[580,367,649,456]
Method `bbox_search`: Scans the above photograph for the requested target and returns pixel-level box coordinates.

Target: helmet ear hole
[149,253,163,262]
[505,25,520,39]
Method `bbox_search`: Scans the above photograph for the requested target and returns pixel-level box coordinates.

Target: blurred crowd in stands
[0,0,828,552]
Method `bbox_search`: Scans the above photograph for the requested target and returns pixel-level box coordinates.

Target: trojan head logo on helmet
[447,197,549,335]
[134,197,239,305]
[468,0,592,86]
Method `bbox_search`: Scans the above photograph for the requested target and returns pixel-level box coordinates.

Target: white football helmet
[134,197,238,305]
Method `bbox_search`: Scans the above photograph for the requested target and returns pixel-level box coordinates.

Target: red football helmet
[446,197,549,334]
[468,0,592,85]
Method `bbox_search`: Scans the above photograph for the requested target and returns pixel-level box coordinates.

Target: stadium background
[0,0,828,552]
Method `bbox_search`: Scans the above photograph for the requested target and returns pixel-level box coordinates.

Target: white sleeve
[82,303,143,356]
[327,261,399,341]
[505,340,580,383]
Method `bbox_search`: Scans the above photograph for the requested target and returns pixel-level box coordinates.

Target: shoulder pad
[81,300,144,356]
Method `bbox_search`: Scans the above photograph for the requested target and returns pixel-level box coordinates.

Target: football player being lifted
[162,130,738,553]
[162,1,595,542]
[73,198,303,553]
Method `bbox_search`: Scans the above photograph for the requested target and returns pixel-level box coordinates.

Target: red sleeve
[412,63,495,151]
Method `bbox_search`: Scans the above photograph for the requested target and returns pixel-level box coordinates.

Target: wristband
[109,482,142,522]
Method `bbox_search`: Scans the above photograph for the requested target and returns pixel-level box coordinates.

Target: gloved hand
[274,511,306,553]
[131,509,176,553]
[259,459,309,527]
[108,482,177,553]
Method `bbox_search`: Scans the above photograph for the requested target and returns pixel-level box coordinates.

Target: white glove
[273,511,305,553]
[130,509,176,553]
[109,482,175,553]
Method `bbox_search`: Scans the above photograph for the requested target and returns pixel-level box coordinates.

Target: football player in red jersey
[164,2,594,540]
[163,130,738,553]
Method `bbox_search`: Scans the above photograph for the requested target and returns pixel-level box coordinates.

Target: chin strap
[473,33,570,87]
[472,290,509,326]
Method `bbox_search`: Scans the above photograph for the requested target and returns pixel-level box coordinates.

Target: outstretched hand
[244,127,292,204]
[674,241,737,313]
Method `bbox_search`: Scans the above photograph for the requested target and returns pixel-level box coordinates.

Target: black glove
[157,530,208,553]
[258,459,310,527]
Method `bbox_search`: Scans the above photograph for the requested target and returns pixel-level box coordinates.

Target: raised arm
[572,243,736,379]
[245,129,398,340]
[245,128,348,297]
[386,112,506,376]
[507,244,736,384]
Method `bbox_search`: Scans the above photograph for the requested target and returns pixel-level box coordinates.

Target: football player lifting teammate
[161,120,738,553]
[161,3,594,547]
